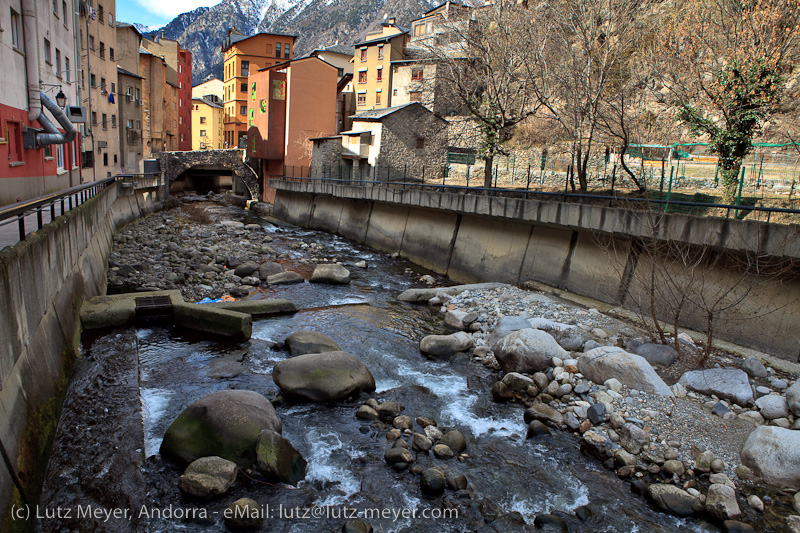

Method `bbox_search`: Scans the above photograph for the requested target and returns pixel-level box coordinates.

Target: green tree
[654,0,800,202]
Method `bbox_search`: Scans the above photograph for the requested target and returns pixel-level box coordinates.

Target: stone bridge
[159,149,260,199]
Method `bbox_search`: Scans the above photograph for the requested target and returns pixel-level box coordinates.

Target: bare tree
[425,3,541,187]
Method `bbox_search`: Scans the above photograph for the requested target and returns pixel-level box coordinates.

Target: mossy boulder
[160,390,282,467]
[255,429,307,486]
[272,351,376,402]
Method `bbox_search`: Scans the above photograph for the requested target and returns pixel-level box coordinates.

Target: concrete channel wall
[0,183,156,517]
[272,180,800,362]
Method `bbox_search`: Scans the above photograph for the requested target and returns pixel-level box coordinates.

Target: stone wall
[310,138,344,179]
[0,184,156,517]
[376,105,448,181]
[271,179,800,361]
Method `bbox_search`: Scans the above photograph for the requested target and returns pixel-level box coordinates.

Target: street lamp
[56,89,67,109]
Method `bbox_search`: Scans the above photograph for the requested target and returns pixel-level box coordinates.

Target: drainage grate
[135,296,174,323]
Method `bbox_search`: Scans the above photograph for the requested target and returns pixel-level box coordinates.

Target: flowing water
[38,206,719,532]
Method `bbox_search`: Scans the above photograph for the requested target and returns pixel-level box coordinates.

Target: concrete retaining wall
[0,183,155,517]
[272,181,800,362]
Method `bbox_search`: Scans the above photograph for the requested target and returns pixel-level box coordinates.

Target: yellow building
[192,95,224,150]
[221,29,296,148]
[353,19,408,111]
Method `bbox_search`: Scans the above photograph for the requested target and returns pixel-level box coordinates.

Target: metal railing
[273,176,800,225]
[0,174,160,246]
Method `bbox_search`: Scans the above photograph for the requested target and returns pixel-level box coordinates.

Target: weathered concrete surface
[209,299,297,316]
[271,180,800,361]
[0,184,156,517]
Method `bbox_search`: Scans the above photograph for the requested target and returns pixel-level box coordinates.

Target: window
[111,115,116,128]
[200,116,207,124]
[179,116,183,125]
[99,42,105,59]
[62,1,68,27]
[89,35,95,50]
[284,43,290,59]
[376,67,382,82]
[378,45,384,60]
[360,48,367,61]
[44,39,52,64]
[90,73,96,87]
[127,119,133,128]
[241,61,249,77]
[102,113,107,129]
[357,93,366,106]
[10,9,21,50]
[416,138,424,149]
[65,57,70,82]
[179,81,182,89]
[103,153,108,166]
[358,70,367,83]
[179,64,182,73]
[240,105,246,115]
[111,81,116,94]
[411,67,424,81]
[7,121,22,162]
[98,4,104,23]
[101,77,106,92]
[137,120,141,129]
[409,91,422,102]
[375,92,381,105]
[53,0,57,14]
[56,144,64,169]
[91,111,97,124]
[200,130,207,137]
[276,43,281,58]
[109,12,114,26]
[55,49,62,77]
[241,82,247,93]
[393,88,397,96]
[110,48,115,61]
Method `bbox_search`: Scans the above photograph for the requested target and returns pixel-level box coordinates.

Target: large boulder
[178,456,238,499]
[255,429,307,486]
[258,261,285,280]
[419,332,474,357]
[578,347,673,397]
[161,390,282,467]
[647,484,702,517]
[631,343,678,367]
[786,381,800,417]
[267,271,304,285]
[444,309,478,330]
[285,330,341,357]
[310,264,351,284]
[494,329,567,374]
[678,368,753,406]
[740,426,800,488]
[273,351,376,402]
[234,261,259,278]
[705,483,741,520]
[487,316,531,350]
[754,395,789,420]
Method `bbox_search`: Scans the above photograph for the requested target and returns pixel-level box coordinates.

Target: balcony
[342,143,369,159]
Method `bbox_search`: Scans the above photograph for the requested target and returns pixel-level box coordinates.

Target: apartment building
[221,29,296,148]
[140,36,192,151]
[76,0,119,179]
[117,66,143,172]
[246,56,338,200]
[0,0,83,204]
[352,19,408,112]
[192,78,223,100]
[192,95,223,151]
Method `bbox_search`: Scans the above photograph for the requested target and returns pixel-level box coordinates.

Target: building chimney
[387,17,396,24]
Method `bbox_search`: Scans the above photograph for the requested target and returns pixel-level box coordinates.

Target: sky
[116,0,221,29]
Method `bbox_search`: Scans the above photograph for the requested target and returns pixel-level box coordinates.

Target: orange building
[221,30,297,148]
[246,57,339,201]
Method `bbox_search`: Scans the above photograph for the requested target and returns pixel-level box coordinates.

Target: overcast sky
[117,0,220,28]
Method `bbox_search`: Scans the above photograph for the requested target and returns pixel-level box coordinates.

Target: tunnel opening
[170,167,234,195]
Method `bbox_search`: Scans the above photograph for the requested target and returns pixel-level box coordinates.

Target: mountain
[142,0,437,85]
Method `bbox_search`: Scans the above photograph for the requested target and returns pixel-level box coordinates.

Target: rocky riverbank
[414,284,800,532]
[100,198,800,532]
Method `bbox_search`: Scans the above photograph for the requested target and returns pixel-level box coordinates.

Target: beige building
[192,95,223,150]
[79,0,120,179]
[352,19,408,111]
[192,79,223,100]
